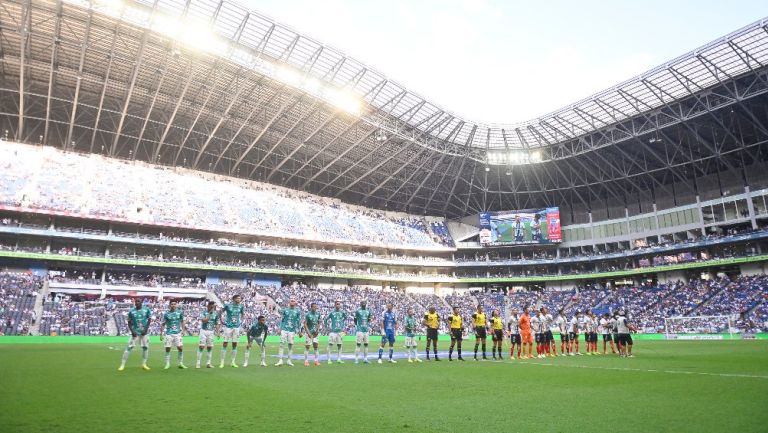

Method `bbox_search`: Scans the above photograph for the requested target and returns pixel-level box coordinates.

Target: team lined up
[118,295,635,371]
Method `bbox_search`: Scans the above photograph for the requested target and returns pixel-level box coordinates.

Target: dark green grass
[1,341,767,433]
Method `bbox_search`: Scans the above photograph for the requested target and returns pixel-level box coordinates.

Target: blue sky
[241,0,767,123]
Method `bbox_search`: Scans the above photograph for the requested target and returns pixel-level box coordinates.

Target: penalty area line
[515,360,768,379]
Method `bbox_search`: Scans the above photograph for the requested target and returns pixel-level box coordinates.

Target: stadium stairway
[29,279,49,336]
[107,316,118,335]
[207,291,224,308]
[745,300,766,316]
[686,285,728,316]
[592,291,614,310]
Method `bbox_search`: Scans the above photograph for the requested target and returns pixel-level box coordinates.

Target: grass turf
[0,340,767,433]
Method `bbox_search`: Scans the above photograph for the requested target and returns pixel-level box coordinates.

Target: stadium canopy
[1,0,767,219]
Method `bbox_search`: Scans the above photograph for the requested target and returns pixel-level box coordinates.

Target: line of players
[117,294,635,371]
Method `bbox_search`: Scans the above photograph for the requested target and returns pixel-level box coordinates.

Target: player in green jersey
[354,301,372,364]
[161,299,187,369]
[276,298,302,367]
[219,294,244,368]
[303,302,322,366]
[196,301,220,368]
[324,300,347,364]
[244,315,269,367]
[404,308,422,363]
[118,298,152,371]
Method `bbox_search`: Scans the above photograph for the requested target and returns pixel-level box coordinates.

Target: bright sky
[242,0,767,124]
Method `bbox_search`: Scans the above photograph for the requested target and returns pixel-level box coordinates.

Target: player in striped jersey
[532,310,545,358]
[599,313,617,354]
[570,311,582,356]
[541,307,556,357]
[555,309,571,356]
[507,309,521,359]
[583,311,596,355]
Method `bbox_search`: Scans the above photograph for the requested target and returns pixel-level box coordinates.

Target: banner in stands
[479,207,561,246]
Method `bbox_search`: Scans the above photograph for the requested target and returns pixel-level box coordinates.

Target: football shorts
[127,334,149,348]
[280,330,296,345]
[381,330,395,345]
[328,332,343,345]
[521,332,533,344]
[198,329,215,347]
[163,333,183,348]
[355,331,370,345]
[222,327,241,343]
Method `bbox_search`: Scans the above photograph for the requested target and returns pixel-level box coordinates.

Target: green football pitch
[1,340,767,433]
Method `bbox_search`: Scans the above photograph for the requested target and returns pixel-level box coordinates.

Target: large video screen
[479,207,561,246]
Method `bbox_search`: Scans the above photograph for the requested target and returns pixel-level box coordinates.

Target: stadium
[0,0,767,431]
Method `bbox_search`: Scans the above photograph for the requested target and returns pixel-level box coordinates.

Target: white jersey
[508,316,520,334]
[569,317,580,333]
[584,317,595,333]
[530,316,541,333]
[616,316,630,334]
[555,315,569,333]
[609,317,618,333]
[599,318,610,334]
[544,313,554,332]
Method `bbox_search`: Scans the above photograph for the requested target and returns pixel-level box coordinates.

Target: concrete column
[745,186,758,230]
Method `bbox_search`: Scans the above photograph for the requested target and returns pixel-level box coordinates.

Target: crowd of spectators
[0,272,41,335]
[39,293,110,336]
[0,144,453,249]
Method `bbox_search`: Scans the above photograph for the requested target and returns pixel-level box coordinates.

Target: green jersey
[404,315,417,338]
[200,310,219,331]
[248,322,268,340]
[325,310,347,333]
[127,307,151,334]
[355,308,372,333]
[280,307,302,332]
[163,310,184,335]
[223,303,244,328]
[305,311,321,334]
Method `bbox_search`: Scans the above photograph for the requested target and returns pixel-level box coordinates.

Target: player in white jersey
[555,309,571,356]
[532,311,546,358]
[507,309,521,359]
[600,313,617,354]
[570,312,582,355]
[540,307,556,357]
[616,310,635,357]
[582,311,596,355]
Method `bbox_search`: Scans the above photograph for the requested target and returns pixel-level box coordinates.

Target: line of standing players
[425,305,635,361]
[118,295,636,371]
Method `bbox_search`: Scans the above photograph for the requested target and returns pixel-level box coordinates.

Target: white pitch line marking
[514,360,768,379]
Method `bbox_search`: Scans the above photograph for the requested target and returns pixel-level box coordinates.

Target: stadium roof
[1,0,767,219]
